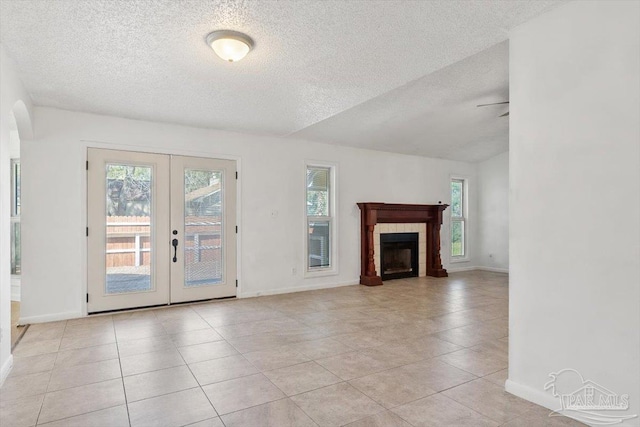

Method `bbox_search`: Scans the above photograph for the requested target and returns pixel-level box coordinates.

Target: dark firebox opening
[380,232,419,281]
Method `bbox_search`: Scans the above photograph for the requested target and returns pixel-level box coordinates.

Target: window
[306,165,334,271]
[11,160,21,275]
[11,159,20,216]
[451,178,466,258]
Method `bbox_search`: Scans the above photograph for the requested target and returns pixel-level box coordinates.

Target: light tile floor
[0,271,584,426]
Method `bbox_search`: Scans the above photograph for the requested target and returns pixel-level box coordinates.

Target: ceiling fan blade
[499,111,510,117]
[477,101,510,107]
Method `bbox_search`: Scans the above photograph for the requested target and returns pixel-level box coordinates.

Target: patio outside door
[87,148,237,313]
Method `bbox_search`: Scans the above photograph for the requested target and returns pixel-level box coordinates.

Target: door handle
[172,238,179,262]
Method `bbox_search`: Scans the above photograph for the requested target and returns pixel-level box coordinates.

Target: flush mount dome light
[206,30,254,62]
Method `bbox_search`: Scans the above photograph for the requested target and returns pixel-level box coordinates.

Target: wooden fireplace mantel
[357,203,449,286]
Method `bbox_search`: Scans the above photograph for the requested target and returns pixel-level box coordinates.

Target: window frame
[305,162,338,277]
[450,177,468,262]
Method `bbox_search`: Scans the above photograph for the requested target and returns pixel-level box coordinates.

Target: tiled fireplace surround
[374,223,427,278]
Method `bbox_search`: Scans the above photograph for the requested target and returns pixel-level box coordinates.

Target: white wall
[0,44,33,384]
[9,130,20,159]
[508,1,640,423]
[477,151,508,272]
[20,107,477,323]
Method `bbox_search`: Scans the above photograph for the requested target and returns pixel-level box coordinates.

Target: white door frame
[80,140,242,316]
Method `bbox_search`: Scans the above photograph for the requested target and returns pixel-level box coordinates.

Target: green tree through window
[451,179,465,257]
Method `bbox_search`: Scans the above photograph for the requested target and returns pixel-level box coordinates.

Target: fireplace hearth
[380,233,419,280]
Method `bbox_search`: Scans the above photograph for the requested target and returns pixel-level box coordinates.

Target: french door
[87,148,236,313]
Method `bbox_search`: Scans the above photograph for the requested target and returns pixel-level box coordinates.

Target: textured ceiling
[293,41,510,162]
[0,0,562,161]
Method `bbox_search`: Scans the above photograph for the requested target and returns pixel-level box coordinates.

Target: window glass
[306,165,333,271]
[451,220,464,257]
[308,220,331,268]
[451,180,462,217]
[307,167,329,217]
[451,179,466,258]
[10,160,21,274]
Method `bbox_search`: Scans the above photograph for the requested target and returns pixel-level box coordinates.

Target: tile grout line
[172,331,223,425]
[436,377,526,425]
[33,320,67,426]
[34,403,125,426]
[112,318,133,427]
[434,352,507,378]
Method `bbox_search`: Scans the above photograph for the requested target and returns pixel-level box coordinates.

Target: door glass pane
[184,169,223,287]
[105,164,152,294]
[308,220,330,268]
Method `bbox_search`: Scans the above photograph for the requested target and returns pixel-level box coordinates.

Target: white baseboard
[19,311,83,325]
[477,266,509,274]
[447,265,509,274]
[11,276,20,301]
[240,280,359,298]
[505,379,639,427]
[447,265,479,273]
[505,379,559,412]
[0,355,13,387]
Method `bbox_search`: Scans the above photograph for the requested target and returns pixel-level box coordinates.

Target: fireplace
[380,233,419,280]
[357,203,448,286]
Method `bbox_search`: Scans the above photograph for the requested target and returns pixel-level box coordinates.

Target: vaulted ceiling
[0,0,563,161]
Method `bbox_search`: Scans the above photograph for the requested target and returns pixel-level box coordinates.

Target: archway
[10,100,33,140]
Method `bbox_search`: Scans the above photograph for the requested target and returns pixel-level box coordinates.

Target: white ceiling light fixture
[206,30,254,63]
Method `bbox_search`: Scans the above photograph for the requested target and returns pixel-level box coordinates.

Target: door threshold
[172,295,237,306]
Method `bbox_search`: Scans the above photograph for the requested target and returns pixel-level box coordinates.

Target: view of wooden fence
[106,216,150,268]
[105,216,222,270]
